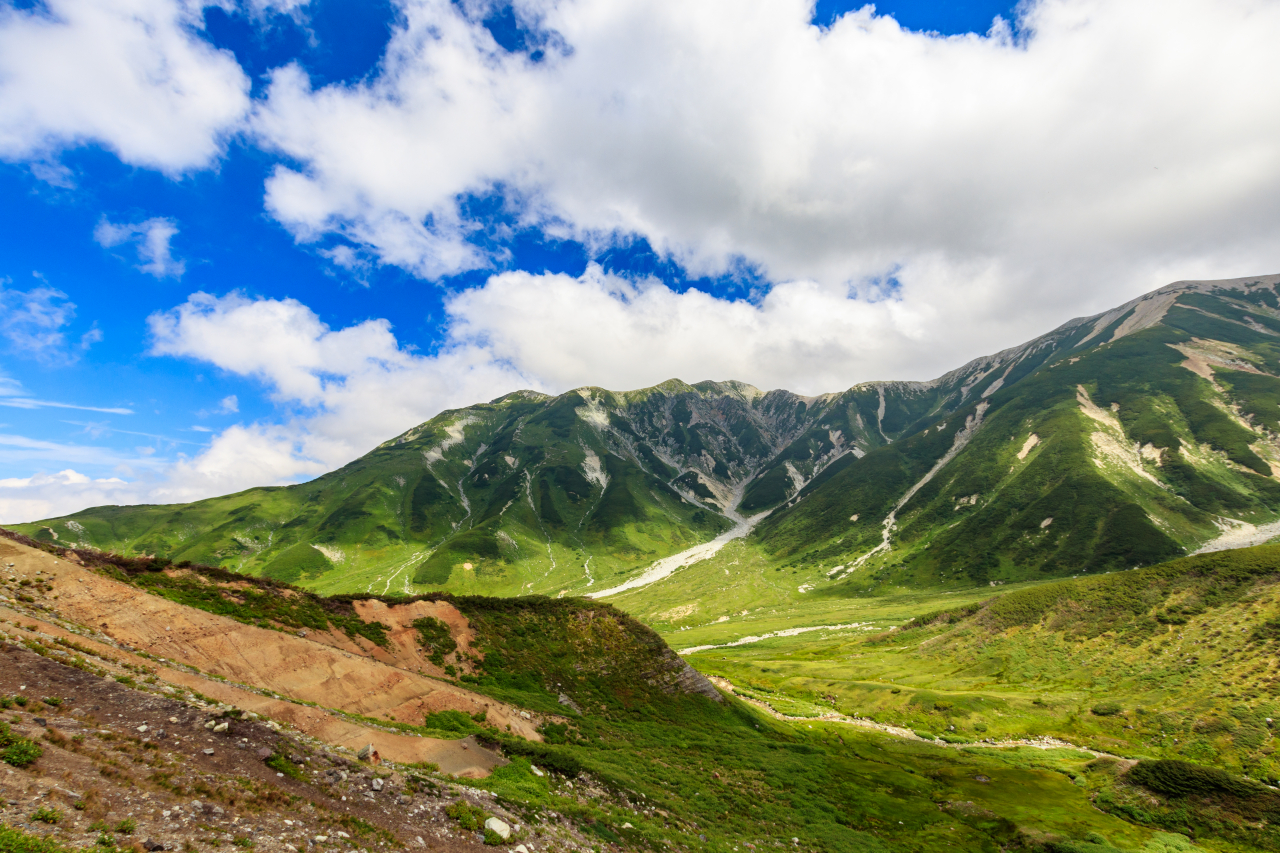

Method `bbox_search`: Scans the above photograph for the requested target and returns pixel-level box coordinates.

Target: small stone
[514,846,528,853]
[530,766,544,777]
[169,717,179,724]
[519,711,531,720]
[142,840,165,851]
[33,717,46,727]
[398,795,411,805]
[137,725,148,733]
[191,801,203,810]
[213,722,229,733]
[202,748,215,756]
[336,832,350,839]
[204,721,216,730]
[313,836,328,844]
[483,818,510,841]
[256,747,273,759]
[371,778,383,791]
[622,823,633,829]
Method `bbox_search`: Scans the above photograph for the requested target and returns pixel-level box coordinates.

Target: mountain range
[15,272,1280,600]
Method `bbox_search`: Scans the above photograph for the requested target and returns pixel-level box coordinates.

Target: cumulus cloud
[253,0,1280,368]
[0,469,131,527]
[0,0,250,173]
[137,290,537,495]
[95,217,186,278]
[447,265,954,393]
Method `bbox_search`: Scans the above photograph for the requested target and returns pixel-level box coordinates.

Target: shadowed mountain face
[17,273,1280,596]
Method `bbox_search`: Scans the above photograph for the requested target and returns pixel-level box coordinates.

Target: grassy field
[659,545,1280,793]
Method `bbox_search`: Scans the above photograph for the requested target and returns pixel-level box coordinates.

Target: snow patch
[422,416,476,464]
[313,544,346,564]
[580,446,608,489]
[1194,516,1280,553]
[576,391,611,429]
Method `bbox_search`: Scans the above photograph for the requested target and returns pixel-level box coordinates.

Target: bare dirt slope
[350,599,478,676]
[0,642,563,853]
[0,538,542,764]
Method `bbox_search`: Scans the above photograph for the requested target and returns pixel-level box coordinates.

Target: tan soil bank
[0,537,546,776]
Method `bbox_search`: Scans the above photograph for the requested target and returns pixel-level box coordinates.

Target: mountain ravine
[14,272,1280,599]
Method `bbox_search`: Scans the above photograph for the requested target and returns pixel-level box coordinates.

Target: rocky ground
[0,534,653,853]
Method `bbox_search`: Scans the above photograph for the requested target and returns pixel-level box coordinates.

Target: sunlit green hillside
[14,273,1280,604]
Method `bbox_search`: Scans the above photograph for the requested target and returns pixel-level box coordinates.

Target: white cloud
[0,0,250,174]
[132,290,537,501]
[0,469,131,527]
[253,0,1280,370]
[95,217,185,278]
[447,264,954,393]
[217,395,239,414]
[0,282,99,365]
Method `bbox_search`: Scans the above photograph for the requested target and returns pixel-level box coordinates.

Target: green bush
[445,801,488,832]
[422,710,479,735]
[265,753,306,781]
[1126,759,1265,798]
[412,617,457,666]
[113,819,135,835]
[0,731,42,768]
[1091,702,1123,717]
[482,828,504,846]
[30,807,61,824]
[0,824,80,853]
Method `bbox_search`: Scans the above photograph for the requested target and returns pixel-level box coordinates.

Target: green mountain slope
[754,273,1280,592]
[15,273,1280,599]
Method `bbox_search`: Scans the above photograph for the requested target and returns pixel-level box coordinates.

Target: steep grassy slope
[752,275,1280,591]
[10,375,987,596]
[14,274,1280,601]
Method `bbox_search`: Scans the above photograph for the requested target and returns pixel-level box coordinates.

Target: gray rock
[483,818,510,840]
[370,778,383,791]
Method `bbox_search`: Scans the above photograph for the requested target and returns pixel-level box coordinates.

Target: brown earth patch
[351,599,478,676]
[0,539,543,757]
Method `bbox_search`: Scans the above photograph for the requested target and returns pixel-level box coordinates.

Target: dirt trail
[708,676,1129,761]
[0,538,542,775]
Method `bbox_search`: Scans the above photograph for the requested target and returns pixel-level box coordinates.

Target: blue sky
[1,0,1278,522]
